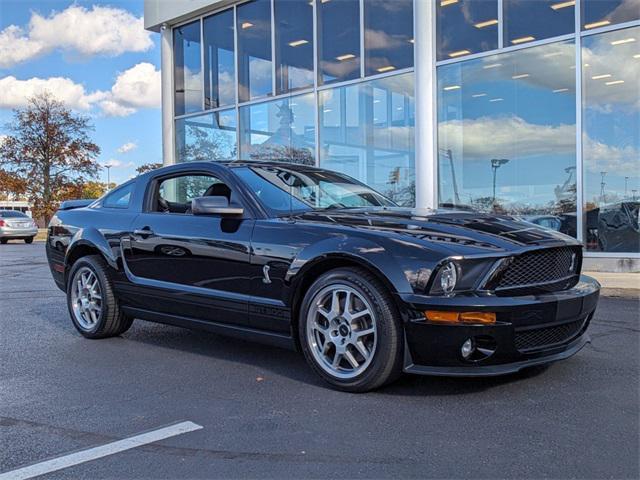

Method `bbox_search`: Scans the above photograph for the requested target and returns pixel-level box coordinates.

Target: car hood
[294,207,580,255]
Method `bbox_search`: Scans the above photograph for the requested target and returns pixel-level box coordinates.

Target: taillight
[0,219,5,227]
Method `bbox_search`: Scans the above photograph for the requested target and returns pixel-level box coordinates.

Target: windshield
[234,166,395,215]
[0,210,28,218]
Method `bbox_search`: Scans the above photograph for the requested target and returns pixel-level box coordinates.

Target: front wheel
[298,267,403,392]
[24,237,34,244]
[67,255,133,338]
[0,238,7,244]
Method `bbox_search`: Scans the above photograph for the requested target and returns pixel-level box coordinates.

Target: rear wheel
[67,255,133,338]
[0,238,7,244]
[298,267,403,392]
[24,237,34,244]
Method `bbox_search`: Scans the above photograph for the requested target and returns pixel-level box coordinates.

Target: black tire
[0,238,8,244]
[24,237,34,244]
[66,255,134,339]
[298,267,403,392]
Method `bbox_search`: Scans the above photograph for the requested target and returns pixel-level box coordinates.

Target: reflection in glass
[582,27,639,253]
[175,110,237,162]
[583,0,640,30]
[504,0,574,46]
[364,0,414,76]
[204,9,235,109]
[318,0,361,85]
[239,93,316,164]
[437,41,578,236]
[319,73,415,206]
[174,21,202,116]
[436,0,498,61]
[275,0,314,93]
[237,0,273,102]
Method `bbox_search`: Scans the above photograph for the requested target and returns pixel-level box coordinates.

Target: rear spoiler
[59,199,94,210]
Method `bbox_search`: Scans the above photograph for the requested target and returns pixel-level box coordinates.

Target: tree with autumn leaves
[0,92,101,225]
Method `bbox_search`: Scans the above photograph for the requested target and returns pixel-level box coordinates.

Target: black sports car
[46,161,600,392]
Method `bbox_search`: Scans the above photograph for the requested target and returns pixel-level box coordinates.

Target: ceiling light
[512,73,530,79]
[241,22,254,29]
[611,38,636,45]
[449,49,471,58]
[605,80,625,85]
[584,63,590,67]
[511,36,535,44]
[634,54,640,58]
[323,108,332,113]
[543,51,563,58]
[550,0,575,10]
[482,63,502,69]
[409,38,415,44]
[377,65,396,73]
[584,20,611,29]
[474,19,498,29]
[288,39,309,47]
[443,85,461,91]
[489,98,504,102]
[472,93,487,97]
[440,0,458,6]
[336,53,356,61]
[592,74,612,79]
[373,99,381,103]
[553,88,569,93]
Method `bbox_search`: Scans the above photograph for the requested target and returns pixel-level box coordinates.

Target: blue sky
[0,0,162,185]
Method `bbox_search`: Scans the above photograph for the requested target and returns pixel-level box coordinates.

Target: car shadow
[121,320,550,396]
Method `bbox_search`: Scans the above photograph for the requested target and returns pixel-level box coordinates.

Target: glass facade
[582,26,639,252]
[171,0,639,256]
[239,93,316,164]
[173,21,202,115]
[176,110,237,162]
[319,73,415,206]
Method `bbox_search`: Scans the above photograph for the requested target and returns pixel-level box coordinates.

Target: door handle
[133,228,154,237]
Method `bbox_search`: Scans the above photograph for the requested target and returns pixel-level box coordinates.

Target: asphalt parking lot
[1,242,638,479]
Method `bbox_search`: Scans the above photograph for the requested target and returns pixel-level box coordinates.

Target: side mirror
[192,196,244,216]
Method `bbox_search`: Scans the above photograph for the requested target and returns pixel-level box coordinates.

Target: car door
[121,169,254,327]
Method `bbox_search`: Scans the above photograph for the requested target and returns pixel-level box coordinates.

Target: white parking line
[0,421,203,480]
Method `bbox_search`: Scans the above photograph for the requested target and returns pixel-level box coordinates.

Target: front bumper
[0,226,38,238]
[398,275,600,377]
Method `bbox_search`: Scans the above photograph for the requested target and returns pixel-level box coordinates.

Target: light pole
[624,176,629,197]
[104,165,112,190]
[491,158,510,205]
[600,171,607,204]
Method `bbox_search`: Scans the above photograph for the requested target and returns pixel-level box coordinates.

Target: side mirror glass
[191,196,244,216]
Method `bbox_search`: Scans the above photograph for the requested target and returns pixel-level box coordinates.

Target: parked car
[596,201,640,252]
[46,162,600,392]
[0,210,38,244]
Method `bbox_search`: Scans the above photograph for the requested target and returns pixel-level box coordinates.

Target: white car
[0,210,38,244]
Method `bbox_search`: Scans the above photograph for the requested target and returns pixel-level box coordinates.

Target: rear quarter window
[102,183,134,209]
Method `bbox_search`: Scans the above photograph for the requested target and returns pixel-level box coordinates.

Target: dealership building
[144,0,639,271]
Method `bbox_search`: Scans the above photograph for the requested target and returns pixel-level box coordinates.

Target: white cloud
[0,62,159,117]
[99,62,161,117]
[0,26,45,69]
[0,5,153,68]
[103,159,134,169]
[0,75,106,110]
[117,142,137,154]
[439,115,638,176]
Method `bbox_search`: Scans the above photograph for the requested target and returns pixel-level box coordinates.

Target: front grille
[515,318,586,352]
[495,247,580,293]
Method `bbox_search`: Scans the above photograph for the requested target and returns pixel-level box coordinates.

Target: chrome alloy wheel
[70,266,103,330]
[306,284,377,379]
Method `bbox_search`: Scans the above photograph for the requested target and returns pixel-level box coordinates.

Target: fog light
[461,338,474,359]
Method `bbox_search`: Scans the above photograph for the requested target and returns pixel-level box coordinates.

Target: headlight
[439,262,458,294]
[428,258,498,295]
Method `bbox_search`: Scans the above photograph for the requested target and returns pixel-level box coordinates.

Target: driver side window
[154,174,230,214]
